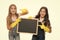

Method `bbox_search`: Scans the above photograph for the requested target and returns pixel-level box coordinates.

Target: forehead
[41,9,46,11]
[10,5,16,8]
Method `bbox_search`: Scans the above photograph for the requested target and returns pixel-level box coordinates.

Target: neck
[12,14,16,16]
[40,17,44,22]
[40,17,44,19]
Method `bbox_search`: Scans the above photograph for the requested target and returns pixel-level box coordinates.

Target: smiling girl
[6,4,28,40]
[32,7,52,40]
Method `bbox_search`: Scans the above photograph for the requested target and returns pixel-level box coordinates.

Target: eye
[11,7,13,9]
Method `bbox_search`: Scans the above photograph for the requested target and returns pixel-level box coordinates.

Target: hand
[40,23,45,29]
[20,8,28,15]
[39,23,50,32]
[28,16,33,19]
[8,26,12,30]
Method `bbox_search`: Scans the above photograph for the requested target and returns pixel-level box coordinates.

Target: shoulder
[6,16,11,21]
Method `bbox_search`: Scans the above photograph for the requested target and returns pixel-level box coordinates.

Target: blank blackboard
[17,18,38,35]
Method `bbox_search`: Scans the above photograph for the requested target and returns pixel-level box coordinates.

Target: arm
[6,17,11,30]
[10,18,21,28]
[10,9,28,28]
[40,20,52,33]
[7,16,21,29]
[46,20,52,33]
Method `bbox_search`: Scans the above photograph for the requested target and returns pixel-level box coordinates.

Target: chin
[41,16,45,18]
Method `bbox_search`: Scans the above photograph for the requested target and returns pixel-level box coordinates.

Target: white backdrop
[0,0,60,40]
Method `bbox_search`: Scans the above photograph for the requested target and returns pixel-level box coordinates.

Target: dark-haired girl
[32,7,52,40]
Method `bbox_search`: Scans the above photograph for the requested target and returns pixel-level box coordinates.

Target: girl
[32,7,52,40]
[6,4,27,40]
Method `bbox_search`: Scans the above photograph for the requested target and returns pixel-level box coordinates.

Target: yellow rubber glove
[28,16,33,19]
[40,23,50,32]
[10,18,21,28]
[20,8,28,15]
[44,26,50,32]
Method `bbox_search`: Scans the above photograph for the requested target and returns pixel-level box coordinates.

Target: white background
[0,0,60,40]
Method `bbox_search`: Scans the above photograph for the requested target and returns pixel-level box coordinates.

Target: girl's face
[10,6,16,15]
[40,9,46,18]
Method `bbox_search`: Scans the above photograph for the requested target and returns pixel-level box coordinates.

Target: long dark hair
[35,7,49,20]
[36,7,50,26]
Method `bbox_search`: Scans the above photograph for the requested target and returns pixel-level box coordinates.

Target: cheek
[43,13,46,16]
[14,10,16,12]
[10,9,13,13]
